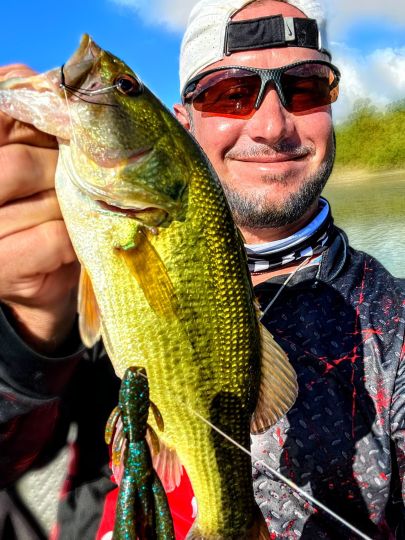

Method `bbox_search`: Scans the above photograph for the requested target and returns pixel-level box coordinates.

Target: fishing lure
[105,367,175,539]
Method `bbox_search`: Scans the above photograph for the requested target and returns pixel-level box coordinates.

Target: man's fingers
[0,190,62,239]
[0,145,58,205]
[0,64,36,81]
[0,221,77,284]
[3,261,81,309]
[0,112,58,148]
[0,63,77,342]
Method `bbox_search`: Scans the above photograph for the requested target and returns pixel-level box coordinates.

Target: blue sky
[1,0,404,121]
[0,0,182,108]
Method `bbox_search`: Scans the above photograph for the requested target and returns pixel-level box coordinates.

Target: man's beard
[222,147,335,229]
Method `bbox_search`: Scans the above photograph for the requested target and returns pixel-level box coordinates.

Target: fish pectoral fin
[149,437,183,493]
[118,229,179,319]
[78,267,101,348]
[250,323,298,434]
[0,71,70,139]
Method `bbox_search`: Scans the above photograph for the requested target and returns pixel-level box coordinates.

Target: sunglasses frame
[182,59,341,114]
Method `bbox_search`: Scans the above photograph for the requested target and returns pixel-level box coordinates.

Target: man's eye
[225,87,249,101]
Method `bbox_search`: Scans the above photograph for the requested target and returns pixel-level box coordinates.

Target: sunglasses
[182,60,340,116]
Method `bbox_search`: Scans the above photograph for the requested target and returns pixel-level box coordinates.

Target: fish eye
[114,74,143,97]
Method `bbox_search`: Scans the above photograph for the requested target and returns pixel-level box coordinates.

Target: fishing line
[132,370,372,540]
[259,256,312,320]
[60,64,119,108]
[61,86,79,149]
[63,84,120,96]
[60,67,118,148]
[192,410,372,540]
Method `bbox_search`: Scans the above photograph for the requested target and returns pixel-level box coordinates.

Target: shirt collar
[253,226,349,289]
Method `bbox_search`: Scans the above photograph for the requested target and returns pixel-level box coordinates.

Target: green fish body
[0,36,297,539]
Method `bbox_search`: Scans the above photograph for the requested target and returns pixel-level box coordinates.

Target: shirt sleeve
[0,304,85,486]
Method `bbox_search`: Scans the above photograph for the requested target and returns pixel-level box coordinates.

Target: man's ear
[173,103,191,131]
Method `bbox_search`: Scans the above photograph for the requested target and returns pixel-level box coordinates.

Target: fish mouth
[96,198,169,225]
[127,148,152,166]
[91,147,153,169]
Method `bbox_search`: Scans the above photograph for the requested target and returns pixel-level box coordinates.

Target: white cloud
[331,45,405,122]
[111,0,405,33]
[111,0,198,30]
[324,0,405,38]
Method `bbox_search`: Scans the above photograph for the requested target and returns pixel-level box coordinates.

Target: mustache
[225,142,315,160]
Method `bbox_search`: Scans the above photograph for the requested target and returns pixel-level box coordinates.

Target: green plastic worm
[106,367,175,540]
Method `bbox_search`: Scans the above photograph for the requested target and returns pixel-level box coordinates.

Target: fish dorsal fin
[118,229,179,319]
[250,323,298,434]
[147,433,183,493]
[78,267,101,348]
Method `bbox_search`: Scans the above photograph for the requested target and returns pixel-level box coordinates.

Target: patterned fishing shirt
[251,228,405,539]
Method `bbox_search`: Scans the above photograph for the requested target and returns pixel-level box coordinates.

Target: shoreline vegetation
[334,99,405,172]
[322,100,404,277]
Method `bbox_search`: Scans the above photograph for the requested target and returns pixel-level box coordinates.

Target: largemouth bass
[0,35,297,538]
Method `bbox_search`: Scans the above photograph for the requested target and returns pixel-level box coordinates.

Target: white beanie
[180,0,330,94]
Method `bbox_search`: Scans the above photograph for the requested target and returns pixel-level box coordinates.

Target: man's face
[175,1,335,232]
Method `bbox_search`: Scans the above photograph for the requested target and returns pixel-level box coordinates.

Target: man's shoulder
[324,228,404,313]
[346,242,404,290]
[335,239,405,327]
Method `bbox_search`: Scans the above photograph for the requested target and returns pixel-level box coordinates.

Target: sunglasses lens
[282,63,339,113]
[185,62,340,116]
[188,69,260,115]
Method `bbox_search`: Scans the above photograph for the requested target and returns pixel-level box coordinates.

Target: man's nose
[245,84,295,144]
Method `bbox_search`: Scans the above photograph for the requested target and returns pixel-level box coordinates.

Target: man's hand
[0,65,80,354]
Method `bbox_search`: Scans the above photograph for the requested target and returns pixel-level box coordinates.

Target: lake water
[323,169,405,278]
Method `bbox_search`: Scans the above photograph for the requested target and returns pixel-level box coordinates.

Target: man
[0,0,404,538]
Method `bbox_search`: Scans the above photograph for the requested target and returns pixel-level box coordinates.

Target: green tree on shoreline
[335,99,405,171]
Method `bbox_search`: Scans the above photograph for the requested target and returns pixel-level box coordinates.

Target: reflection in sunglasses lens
[192,73,260,115]
[282,64,337,112]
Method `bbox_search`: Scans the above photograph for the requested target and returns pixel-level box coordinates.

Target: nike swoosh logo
[286,23,293,37]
